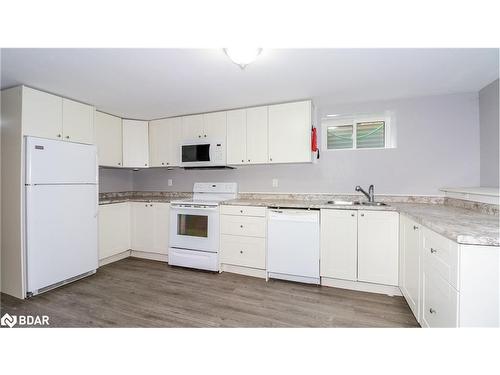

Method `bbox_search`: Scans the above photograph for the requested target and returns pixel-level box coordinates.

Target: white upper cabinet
[320,209,358,281]
[21,87,94,144]
[268,100,311,164]
[122,119,149,168]
[226,106,268,165]
[246,106,268,164]
[226,109,247,165]
[203,111,227,141]
[149,117,182,167]
[62,98,95,144]
[181,114,204,140]
[95,111,123,167]
[357,211,399,286]
[181,112,227,141]
[22,86,63,140]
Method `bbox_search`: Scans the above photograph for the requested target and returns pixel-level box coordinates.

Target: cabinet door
[399,215,421,320]
[149,118,171,167]
[226,109,247,165]
[152,203,170,254]
[62,98,95,144]
[22,86,63,140]
[131,202,155,251]
[181,114,204,140]
[95,111,122,167]
[246,106,268,164]
[167,117,182,166]
[268,100,311,164]
[203,111,227,141]
[358,211,399,286]
[320,209,358,281]
[122,119,149,168]
[98,203,131,260]
[421,269,458,328]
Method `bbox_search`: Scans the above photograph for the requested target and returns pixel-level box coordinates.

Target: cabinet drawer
[423,227,459,290]
[221,215,266,237]
[220,234,266,269]
[220,205,266,217]
[422,270,459,328]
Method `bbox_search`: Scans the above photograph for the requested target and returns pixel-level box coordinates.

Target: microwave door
[181,143,210,165]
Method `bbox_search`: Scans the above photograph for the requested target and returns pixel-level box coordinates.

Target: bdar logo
[1,313,17,328]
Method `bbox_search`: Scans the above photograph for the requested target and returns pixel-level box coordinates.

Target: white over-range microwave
[179,140,227,168]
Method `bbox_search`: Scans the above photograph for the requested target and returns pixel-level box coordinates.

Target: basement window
[322,113,395,150]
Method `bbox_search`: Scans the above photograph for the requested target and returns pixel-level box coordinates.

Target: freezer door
[25,136,97,184]
[25,184,98,293]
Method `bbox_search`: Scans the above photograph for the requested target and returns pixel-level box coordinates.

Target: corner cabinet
[122,119,149,168]
[149,117,182,167]
[268,100,311,164]
[95,111,123,167]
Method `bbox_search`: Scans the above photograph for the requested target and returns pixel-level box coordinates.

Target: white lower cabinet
[98,203,131,260]
[320,210,358,281]
[421,268,459,328]
[320,209,399,287]
[220,205,266,274]
[399,215,421,320]
[357,211,399,286]
[131,202,169,254]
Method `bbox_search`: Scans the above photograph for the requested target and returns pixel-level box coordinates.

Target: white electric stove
[169,182,237,271]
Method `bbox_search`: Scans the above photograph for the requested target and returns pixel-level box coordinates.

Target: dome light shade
[223,48,262,68]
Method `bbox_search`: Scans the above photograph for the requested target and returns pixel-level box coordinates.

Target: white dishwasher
[267,209,320,284]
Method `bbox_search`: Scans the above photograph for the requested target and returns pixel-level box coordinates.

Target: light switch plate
[168,179,173,186]
[272,178,279,188]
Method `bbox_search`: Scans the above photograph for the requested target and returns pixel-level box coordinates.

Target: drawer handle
[429,308,436,314]
[430,248,437,254]
[413,225,419,230]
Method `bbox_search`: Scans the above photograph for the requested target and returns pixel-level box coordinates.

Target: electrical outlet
[167,179,173,187]
[272,178,279,188]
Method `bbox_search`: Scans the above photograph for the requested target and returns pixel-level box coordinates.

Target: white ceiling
[1,48,498,120]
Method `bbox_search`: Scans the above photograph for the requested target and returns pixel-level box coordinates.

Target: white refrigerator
[25,136,98,296]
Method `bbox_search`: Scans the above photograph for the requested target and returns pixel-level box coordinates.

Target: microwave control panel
[213,143,224,162]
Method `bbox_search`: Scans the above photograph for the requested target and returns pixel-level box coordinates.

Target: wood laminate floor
[1,257,419,328]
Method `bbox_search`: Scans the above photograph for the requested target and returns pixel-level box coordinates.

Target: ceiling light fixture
[223,48,262,69]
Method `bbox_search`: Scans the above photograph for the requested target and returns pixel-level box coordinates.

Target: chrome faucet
[355,185,375,202]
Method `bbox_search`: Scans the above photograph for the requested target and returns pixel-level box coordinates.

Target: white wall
[479,79,499,187]
[99,168,134,193]
[126,92,480,195]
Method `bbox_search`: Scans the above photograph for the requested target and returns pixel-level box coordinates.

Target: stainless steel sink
[360,201,388,206]
[326,200,361,205]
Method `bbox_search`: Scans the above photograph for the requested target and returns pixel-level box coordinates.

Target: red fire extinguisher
[311,126,319,159]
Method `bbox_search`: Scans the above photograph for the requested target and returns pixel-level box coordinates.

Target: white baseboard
[99,250,131,267]
[321,277,402,296]
[130,250,168,263]
[220,264,266,279]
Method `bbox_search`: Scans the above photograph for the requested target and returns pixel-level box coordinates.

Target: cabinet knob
[240,225,243,228]
[430,248,437,254]
[166,162,169,165]
[145,204,148,207]
[118,162,121,166]
[204,134,207,138]
[144,163,147,166]
[248,159,250,162]
[241,159,244,162]
[269,157,273,161]
[413,225,419,230]
[360,213,365,217]
[240,250,243,254]
[57,134,62,138]
[429,308,436,314]
[65,135,70,139]
[198,135,201,138]
[351,213,355,217]
[240,210,243,213]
